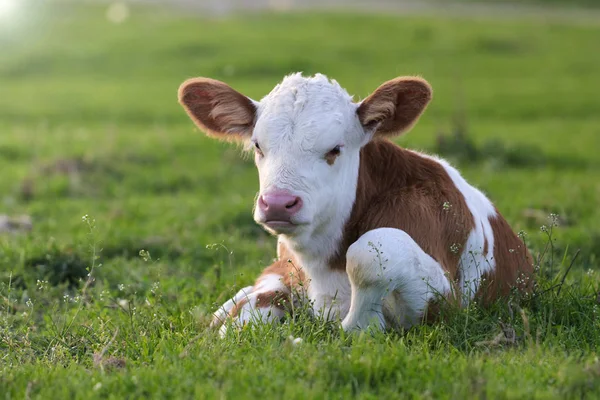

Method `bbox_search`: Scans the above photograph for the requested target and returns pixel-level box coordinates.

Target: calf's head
[179,73,431,240]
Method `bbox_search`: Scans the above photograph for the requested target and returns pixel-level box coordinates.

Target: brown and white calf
[178,73,534,334]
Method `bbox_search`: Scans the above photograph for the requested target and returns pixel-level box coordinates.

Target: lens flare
[0,0,17,18]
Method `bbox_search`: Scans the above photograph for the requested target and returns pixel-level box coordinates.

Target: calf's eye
[254,142,264,157]
[325,145,342,165]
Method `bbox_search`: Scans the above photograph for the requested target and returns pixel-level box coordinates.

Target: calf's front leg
[341,228,452,331]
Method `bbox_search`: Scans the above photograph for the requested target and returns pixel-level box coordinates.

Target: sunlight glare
[0,0,17,18]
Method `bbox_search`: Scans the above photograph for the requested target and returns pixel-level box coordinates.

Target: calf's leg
[341,228,451,331]
[210,285,255,329]
[211,248,306,336]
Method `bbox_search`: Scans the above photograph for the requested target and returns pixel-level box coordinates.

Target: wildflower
[139,250,151,262]
[287,335,303,346]
[36,280,48,291]
[450,243,461,254]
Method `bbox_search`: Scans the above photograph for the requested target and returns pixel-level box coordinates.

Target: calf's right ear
[178,78,257,142]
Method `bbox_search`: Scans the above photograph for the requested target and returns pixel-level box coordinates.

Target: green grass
[1,2,600,399]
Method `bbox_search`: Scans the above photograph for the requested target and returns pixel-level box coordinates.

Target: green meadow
[1,2,599,398]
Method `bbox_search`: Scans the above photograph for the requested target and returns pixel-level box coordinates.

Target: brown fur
[325,152,339,166]
[255,291,290,309]
[178,78,256,141]
[330,140,475,285]
[334,140,533,305]
[228,297,249,319]
[357,77,432,137]
[477,212,534,305]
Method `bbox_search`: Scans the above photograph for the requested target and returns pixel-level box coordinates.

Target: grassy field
[1,2,600,398]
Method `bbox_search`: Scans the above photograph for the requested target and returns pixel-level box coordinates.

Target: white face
[251,75,368,246]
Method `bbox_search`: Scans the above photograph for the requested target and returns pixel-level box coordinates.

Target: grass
[1,2,600,398]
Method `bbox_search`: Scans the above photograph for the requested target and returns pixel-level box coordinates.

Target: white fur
[215,274,289,336]
[218,291,287,337]
[417,152,497,303]
[211,285,254,329]
[254,273,287,293]
[304,260,352,320]
[342,228,451,330]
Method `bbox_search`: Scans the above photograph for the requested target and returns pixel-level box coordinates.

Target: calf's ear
[178,78,257,141]
[357,77,432,137]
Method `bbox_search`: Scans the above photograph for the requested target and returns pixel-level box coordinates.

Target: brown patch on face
[329,139,474,285]
[325,152,338,166]
[325,146,342,166]
[476,213,534,305]
[357,77,432,137]
[178,77,256,141]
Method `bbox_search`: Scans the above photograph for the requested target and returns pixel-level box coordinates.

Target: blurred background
[0,0,599,292]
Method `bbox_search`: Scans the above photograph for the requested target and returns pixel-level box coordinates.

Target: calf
[178,73,533,334]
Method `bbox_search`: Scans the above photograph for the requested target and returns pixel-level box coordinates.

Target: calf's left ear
[178,78,257,142]
[357,77,432,137]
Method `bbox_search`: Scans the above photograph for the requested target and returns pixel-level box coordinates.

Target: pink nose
[258,191,303,222]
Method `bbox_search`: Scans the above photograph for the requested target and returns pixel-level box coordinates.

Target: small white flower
[139,250,151,262]
[287,335,303,346]
[36,280,48,291]
[450,243,461,254]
